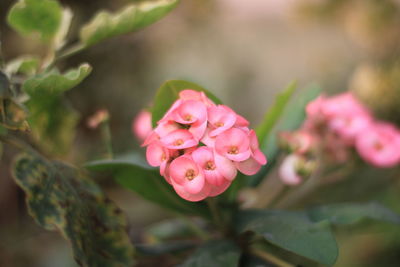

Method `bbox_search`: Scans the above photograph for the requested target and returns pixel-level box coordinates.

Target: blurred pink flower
[279,154,303,186]
[132,110,152,141]
[356,122,400,168]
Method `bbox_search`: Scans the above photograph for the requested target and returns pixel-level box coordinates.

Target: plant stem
[206,198,224,231]
[273,174,320,209]
[56,43,85,62]
[100,120,113,159]
[0,134,30,152]
[251,248,295,267]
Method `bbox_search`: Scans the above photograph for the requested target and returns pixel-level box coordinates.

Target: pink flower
[279,154,303,186]
[160,129,198,149]
[142,89,267,201]
[192,147,235,186]
[146,141,170,176]
[280,130,314,154]
[356,122,400,167]
[236,130,267,175]
[207,105,237,137]
[132,110,152,141]
[171,100,207,125]
[328,113,371,144]
[179,90,215,107]
[169,155,210,201]
[215,128,251,161]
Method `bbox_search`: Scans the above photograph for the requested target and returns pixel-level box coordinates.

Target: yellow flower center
[228,146,239,155]
[205,161,216,170]
[185,169,196,180]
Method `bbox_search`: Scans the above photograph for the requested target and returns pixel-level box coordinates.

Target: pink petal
[158,99,183,124]
[214,151,237,181]
[236,156,261,175]
[182,169,205,194]
[141,131,159,147]
[161,129,198,149]
[208,105,236,137]
[201,127,216,147]
[171,179,211,202]
[146,142,168,167]
[169,156,197,185]
[253,149,267,165]
[189,120,207,140]
[279,155,302,186]
[204,169,226,186]
[154,121,181,138]
[132,110,152,141]
[208,179,231,197]
[172,100,207,124]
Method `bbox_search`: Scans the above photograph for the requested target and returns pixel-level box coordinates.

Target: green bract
[80,0,179,47]
[7,0,62,41]
[13,152,135,266]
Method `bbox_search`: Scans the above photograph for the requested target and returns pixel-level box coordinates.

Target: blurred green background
[1,0,399,266]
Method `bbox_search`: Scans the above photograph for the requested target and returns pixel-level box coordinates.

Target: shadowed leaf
[235,210,338,266]
[308,202,400,225]
[256,81,296,145]
[13,152,135,267]
[249,84,321,186]
[86,159,210,218]
[179,240,241,267]
[80,0,179,47]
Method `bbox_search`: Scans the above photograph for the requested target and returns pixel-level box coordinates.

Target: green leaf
[5,56,40,76]
[179,240,241,267]
[85,159,211,218]
[152,80,222,127]
[256,81,296,145]
[0,71,12,99]
[22,64,92,95]
[235,210,338,266]
[80,0,179,47]
[248,84,321,186]
[7,0,62,41]
[21,64,91,154]
[12,152,135,267]
[308,202,400,225]
[27,98,79,154]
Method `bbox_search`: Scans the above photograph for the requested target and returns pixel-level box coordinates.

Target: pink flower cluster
[279,92,400,185]
[142,90,266,202]
[306,92,400,167]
